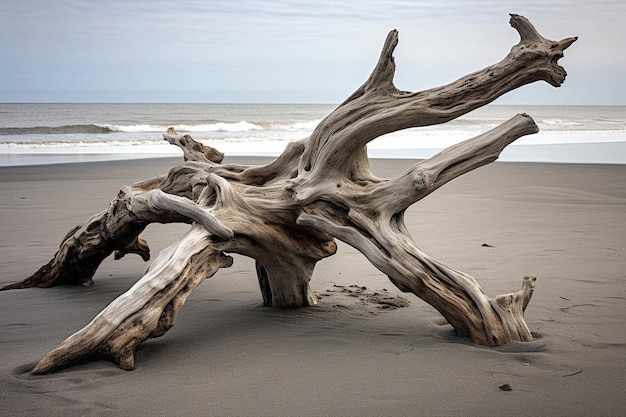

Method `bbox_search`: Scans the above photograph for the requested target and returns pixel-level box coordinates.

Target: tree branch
[341,29,402,105]
[298,14,576,177]
[371,113,539,215]
[164,127,224,163]
[32,227,233,373]
[138,189,234,240]
[297,205,534,346]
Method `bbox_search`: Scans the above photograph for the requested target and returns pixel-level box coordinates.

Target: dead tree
[1,15,576,374]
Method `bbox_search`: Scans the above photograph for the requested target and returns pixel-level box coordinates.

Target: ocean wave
[97,123,216,133]
[156,120,320,132]
[100,124,167,133]
[174,121,263,133]
[0,124,115,135]
[0,135,295,149]
[1,119,322,136]
[0,139,164,148]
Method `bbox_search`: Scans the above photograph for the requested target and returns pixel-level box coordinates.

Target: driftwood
[2,15,576,374]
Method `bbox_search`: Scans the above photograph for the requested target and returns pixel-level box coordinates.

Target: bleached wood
[32,227,233,373]
[164,127,224,163]
[1,15,576,372]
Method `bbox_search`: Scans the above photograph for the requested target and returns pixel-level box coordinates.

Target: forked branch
[299,14,576,177]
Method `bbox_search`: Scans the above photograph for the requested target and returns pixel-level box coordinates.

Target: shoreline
[2,138,626,167]
[1,158,625,416]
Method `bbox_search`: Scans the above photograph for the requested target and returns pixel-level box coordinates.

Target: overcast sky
[1,0,624,104]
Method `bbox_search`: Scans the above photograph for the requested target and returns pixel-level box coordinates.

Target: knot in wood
[412,171,428,190]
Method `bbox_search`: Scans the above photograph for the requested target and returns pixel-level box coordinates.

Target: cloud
[0,0,624,103]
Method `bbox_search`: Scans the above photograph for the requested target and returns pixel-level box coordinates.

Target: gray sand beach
[1,157,625,416]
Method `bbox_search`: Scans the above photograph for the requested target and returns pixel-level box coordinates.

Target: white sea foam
[93,119,321,134]
[99,123,166,133]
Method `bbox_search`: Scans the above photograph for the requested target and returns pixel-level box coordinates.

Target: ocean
[0,103,624,166]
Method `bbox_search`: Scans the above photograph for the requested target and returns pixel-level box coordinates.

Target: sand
[1,157,625,416]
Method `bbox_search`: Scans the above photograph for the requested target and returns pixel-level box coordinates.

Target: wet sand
[1,157,625,416]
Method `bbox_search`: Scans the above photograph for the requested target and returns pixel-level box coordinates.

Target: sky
[1,0,624,104]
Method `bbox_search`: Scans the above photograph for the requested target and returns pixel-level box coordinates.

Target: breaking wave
[0,120,321,136]
[0,125,115,135]
[0,139,164,148]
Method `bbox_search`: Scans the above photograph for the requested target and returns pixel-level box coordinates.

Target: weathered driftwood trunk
[2,15,576,374]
